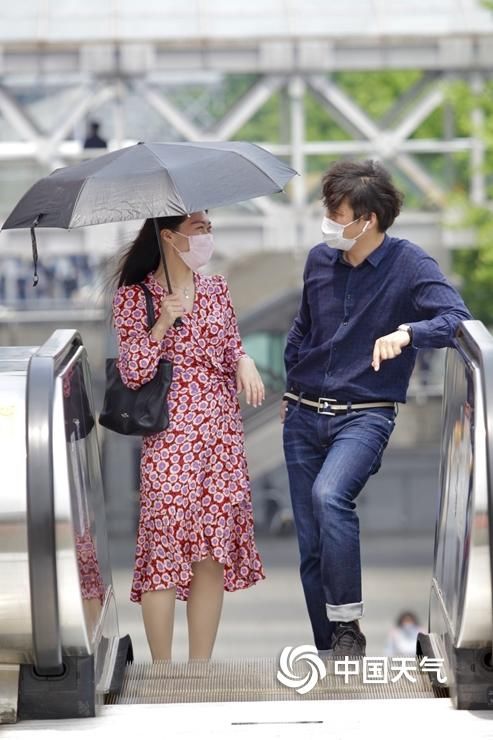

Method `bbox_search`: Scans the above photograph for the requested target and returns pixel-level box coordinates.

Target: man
[83,121,107,149]
[281,159,471,656]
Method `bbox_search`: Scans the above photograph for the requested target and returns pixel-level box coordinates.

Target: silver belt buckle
[318,397,337,415]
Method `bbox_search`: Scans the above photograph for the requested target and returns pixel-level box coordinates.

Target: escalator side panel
[54,346,121,690]
[426,320,493,709]
[52,375,91,655]
[1,331,126,722]
[432,349,491,646]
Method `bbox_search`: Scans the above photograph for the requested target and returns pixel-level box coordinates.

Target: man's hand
[280,399,288,424]
[372,329,410,372]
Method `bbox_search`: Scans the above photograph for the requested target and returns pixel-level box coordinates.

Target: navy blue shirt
[284,234,472,403]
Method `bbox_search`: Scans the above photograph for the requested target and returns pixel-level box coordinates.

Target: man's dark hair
[322,159,404,232]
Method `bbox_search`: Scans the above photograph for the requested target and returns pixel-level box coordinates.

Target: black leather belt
[283,391,396,416]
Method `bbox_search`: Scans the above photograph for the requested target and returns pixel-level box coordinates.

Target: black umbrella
[2,141,297,291]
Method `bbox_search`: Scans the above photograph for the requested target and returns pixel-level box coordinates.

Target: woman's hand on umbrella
[236,356,265,407]
[152,295,186,339]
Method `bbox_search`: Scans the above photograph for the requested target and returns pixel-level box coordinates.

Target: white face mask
[321,216,370,251]
[401,623,418,638]
[172,232,214,271]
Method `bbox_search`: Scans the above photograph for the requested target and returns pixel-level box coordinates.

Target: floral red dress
[113,271,265,602]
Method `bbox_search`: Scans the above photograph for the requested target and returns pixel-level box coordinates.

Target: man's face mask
[321,215,370,252]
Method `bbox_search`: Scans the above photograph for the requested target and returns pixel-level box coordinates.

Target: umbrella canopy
[2,141,297,230]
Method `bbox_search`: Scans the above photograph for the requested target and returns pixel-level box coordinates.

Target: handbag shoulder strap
[138,282,156,330]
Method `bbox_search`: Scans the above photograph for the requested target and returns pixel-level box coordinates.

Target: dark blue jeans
[283,402,396,650]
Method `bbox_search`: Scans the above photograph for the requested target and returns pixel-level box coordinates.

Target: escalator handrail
[26,330,83,675]
[455,319,493,628]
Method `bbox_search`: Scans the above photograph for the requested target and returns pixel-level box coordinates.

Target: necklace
[177,282,194,300]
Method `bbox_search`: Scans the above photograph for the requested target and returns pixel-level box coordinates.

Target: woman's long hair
[114,215,188,287]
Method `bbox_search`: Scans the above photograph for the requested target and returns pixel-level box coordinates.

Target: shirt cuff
[235,352,250,365]
[147,323,167,342]
[406,322,420,348]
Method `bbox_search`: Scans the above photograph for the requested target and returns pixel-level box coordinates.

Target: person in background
[385,611,423,657]
[83,120,107,149]
[281,159,472,657]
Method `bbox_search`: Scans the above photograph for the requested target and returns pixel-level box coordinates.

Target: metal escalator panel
[53,342,116,658]
[425,320,493,709]
[431,322,492,646]
[0,330,125,722]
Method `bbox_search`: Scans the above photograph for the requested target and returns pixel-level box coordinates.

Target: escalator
[417,320,493,709]
[0,320,492,723]
[0,331,130,723]
[105,656,447,704]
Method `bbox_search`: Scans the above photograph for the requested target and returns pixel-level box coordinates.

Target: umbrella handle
[30,215,41,287]
[153,218,182,328]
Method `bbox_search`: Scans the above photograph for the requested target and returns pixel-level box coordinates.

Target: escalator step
[106,658,448,704]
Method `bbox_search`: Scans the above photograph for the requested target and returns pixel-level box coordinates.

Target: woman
[112,211,265,662]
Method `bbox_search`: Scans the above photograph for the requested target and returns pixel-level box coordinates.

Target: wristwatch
[397,324,413,345]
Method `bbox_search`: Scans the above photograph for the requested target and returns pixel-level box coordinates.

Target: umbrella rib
[144,146,187,213]
[223,146,293,191]
[68,177,91,228]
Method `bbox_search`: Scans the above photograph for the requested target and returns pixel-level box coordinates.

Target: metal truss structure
[0,1,492,261]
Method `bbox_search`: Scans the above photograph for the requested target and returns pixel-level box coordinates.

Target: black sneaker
[330,621,366,657]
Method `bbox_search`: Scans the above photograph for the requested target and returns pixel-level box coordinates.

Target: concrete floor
[110,533,434,663]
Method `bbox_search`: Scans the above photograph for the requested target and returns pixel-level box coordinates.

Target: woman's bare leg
[141,588,176,661]
[187,557,225,660]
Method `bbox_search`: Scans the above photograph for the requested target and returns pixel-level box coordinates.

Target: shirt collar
[146,269,202,294]
[144,271,165,295]
[365,233,392,267]
[333,233,391,268]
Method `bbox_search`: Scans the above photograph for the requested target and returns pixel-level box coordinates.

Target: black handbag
[98,283,173,436]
